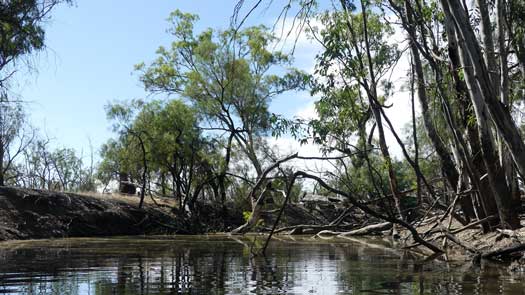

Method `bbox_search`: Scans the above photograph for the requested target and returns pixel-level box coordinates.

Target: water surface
[0,235,523,294]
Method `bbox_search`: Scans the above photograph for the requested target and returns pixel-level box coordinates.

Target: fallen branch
[441,231,480,254]
[451,215,498,235]
[425,215,498,240]
[231,153,298,234]
[295,171,443,254]
[316,230,344,237]
[329,206,355,226]
[423,193,462,239]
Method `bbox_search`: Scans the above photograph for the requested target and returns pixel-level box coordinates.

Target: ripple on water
[0,235,523,294]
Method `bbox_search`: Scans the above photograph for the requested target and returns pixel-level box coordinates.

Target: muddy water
[0,235,523,294]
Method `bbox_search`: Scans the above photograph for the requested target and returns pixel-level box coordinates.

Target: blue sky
[13,0,318,158]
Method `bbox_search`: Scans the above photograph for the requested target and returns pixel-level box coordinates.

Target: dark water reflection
[0,235,523,294]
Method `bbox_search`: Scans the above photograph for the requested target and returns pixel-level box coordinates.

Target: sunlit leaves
[309,5,398,152]
[136,12,308,139]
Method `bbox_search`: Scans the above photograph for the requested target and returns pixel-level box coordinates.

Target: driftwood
[440,228,480,254]
[273,205,356,235]
[339,222,392,237]
[422,193,463,239]
[274,223,354,235]
[403,215,498,250]
[416,216,441,227]
[329,206,354,225]
[479,243,525,261]
[316,222,392,238]
[423,215,498,241]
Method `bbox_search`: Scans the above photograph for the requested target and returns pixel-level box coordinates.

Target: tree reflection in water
[0,236,523,294]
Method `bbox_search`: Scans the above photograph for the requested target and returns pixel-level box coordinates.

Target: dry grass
[75,191,179,209]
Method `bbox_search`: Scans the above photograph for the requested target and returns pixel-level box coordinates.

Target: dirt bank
[0,187,242,241]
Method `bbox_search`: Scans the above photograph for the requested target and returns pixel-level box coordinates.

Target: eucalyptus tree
[0,94,33,186]
[438,0,525,187]
[48,147,88,191]
[136,10,308,208]
[307,1,409,219]
[385,0,522,228]
[0,0,72,86]
[0,0,70,186]
[97,139,126,193]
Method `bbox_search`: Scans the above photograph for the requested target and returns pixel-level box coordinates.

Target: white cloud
[294,101,318,120]
[269,16,323,75]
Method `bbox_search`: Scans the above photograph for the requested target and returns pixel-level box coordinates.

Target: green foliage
[136,10,308,142]
[0,96,25,149]
[129,10,309,209]
[0,0,72,86]
[100,98,213,200]
[307,5,400,154]
[242,211,252,223]
[313,8,399,88]
[302,3,415,202]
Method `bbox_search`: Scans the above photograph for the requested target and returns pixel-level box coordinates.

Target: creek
[0,235,522,294]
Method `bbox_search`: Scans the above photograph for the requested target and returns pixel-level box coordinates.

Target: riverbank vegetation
[2,0,525,262]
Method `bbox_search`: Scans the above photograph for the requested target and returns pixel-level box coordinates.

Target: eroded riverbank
[0,187,244,241]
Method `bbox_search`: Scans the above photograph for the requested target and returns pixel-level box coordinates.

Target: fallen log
[338,222,392,237]
[274,223,355,235]
[442,231,480,254]
[479,243,525,261]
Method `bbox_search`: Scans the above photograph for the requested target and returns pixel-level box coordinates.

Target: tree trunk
[448,11,520,229]
[402,0,477,220]
[137,134,147,209]
[496,0,522,214]
[408,24,459,193]
[442,0,525,181]
[476,0,499,88]
[217,132,235,215]
[0,140,4,187]
[360,0,404,220]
